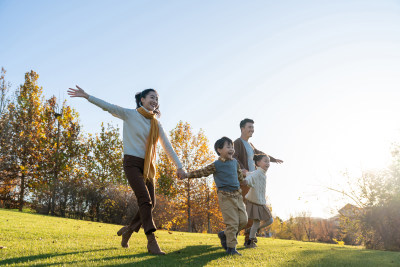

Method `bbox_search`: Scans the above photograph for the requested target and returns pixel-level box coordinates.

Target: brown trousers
[124,155,156,235]
[218,191,248,248]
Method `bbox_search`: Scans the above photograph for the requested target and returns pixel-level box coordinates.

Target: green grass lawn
[0,209,399,266]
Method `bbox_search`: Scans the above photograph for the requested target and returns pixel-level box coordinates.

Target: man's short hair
[214,136,233,155]
[240,118,254,129]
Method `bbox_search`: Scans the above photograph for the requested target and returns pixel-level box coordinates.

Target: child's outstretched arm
[181,163,216,179]
[243,171,256,187]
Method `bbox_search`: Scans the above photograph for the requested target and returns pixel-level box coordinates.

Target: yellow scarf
[137,107,159,183]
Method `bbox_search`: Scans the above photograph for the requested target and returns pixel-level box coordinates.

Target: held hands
[67,85,89,99]
[240,169,249,186]
[177,168,187,180]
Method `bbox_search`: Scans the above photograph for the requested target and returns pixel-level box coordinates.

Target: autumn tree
[0,67,11,118]
[205,183,225,233]
[328,143,400,251]
[156,121,217,232]
[0,68,138,224]
[314,218,338,243]
[31,96,81,216]
[8,71,45,211]
[0,67,17,207]
[82,123,125,221]
[298,212,316,241]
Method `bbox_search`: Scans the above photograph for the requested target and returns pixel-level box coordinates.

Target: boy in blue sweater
[181,137,248,256]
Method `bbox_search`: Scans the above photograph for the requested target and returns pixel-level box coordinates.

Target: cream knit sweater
[244,167,268,205]
[88,95,182,169]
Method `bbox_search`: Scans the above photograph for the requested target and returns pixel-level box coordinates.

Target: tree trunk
[187,181,191,232]
[46,194,51,215]
[60,190,67,217]
[207,188,211,233]
[96,200,101,222]
[51,119,61,216]
[18,173,25,211]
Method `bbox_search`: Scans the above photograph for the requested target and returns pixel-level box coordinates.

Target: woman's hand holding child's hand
[241,180,248,186]
[177,168,187,180]
[177,169,187,180]
[181,172,187,180]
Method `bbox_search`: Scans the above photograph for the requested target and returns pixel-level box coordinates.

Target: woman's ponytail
[135,92,142,108]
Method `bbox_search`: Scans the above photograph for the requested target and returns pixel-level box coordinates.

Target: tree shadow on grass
[0,248,118,266]
[42,245,226,266]
[291,247,400,266]
[118,245,225,267]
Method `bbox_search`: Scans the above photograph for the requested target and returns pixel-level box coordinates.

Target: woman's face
[141,91,159,112]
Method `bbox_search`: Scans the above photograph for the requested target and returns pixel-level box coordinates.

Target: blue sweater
[213,159,241,192]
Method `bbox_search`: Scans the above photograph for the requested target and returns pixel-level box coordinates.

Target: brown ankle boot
[117,226,134,248]
[121,229,134,248]
[117,220,142,248]
[117,226,129,236]
[146,233,165,255]
[117,219,142,237]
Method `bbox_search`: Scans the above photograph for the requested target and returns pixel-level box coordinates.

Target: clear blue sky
[2,0,400,219]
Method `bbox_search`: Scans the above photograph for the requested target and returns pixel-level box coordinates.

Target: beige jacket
[244,167,267,205]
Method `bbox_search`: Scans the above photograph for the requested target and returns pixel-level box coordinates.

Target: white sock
[249,219,261,239]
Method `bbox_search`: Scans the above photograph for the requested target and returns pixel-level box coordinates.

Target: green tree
[83,123,125,221]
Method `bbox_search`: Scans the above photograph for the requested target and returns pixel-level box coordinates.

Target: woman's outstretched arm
[158,123,185,178]
[68,85,129,120]
[67,85,89,99]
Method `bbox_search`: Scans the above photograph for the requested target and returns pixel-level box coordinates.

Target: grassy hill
[0,209,399,266]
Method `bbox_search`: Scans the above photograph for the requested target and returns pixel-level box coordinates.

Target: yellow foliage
[155,121,221,232]
[333,238,345,246]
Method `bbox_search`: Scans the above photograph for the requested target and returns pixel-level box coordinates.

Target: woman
[68,85,185,255]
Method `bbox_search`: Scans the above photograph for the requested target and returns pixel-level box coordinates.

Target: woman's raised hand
[68,85,89,99]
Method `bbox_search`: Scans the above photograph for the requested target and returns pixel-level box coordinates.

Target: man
[233,118,283,247]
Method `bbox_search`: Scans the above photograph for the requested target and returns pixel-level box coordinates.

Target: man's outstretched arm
[252,143,283,164]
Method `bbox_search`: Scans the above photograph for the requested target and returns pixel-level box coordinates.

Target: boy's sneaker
[226,247,242,256]
[218,231,227,250]
[244,238,257,248]
[247,238,257,248]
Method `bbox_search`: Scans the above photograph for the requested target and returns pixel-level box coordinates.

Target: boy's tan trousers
[218,190,248,248]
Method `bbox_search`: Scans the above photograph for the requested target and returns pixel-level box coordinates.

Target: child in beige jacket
[242,154,273,248]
